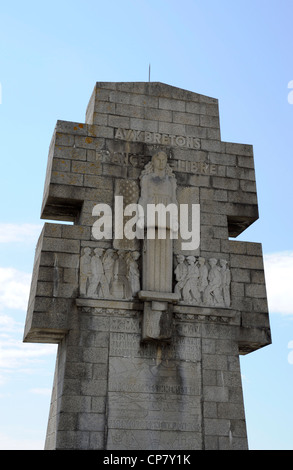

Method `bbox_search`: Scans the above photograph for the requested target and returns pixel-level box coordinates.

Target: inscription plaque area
[24,82,271,450]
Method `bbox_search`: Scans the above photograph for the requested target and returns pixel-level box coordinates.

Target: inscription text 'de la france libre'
[97,128,218,175]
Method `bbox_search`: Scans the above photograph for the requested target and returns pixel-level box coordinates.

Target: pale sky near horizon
[0,0,293,450]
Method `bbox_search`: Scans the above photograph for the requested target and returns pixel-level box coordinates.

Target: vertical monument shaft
[24,82,271,450]
[139,150,177,294]
[143,237,172,291]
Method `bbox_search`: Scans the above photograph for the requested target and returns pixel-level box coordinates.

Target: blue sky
[0,0,293,449]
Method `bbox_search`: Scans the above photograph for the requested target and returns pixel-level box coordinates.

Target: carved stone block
[141,301,173,342]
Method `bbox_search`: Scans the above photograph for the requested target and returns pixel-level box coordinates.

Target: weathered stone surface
[24,82,271,450]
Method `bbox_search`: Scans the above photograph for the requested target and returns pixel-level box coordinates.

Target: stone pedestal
[139,291,179,342]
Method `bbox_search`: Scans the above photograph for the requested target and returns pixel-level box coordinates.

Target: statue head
[132,251,140,261]
[94,248,104,257]
[152,151,167,172]
[209,258,218,267]
[176,254,185,263]
[139,151,175,180]
[219,259,228,267]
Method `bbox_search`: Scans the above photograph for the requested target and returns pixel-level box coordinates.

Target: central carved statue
[138,151,179,342]
[138,151,177,292]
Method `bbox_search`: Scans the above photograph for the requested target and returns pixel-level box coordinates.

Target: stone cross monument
[24,82,271,450]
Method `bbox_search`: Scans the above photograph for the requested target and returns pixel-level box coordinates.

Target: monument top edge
[93,81,218,104]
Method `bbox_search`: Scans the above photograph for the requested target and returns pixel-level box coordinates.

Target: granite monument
[24,82,271,450]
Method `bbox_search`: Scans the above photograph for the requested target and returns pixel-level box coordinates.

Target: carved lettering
[114,128,124,139]
[107,418,196,431]
[110,332,200,363]
[115,128,201,150]
[96,149,218,175]
[110,317,140,333]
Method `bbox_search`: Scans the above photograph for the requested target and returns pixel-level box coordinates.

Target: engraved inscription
[110,317,140,333]
[115,128,201,149]
[109,357,201,395]
[97,150,217,175]
[107,418,197,431]
[176,322,201,337]
[107,429,200,450]
[110,332,200,363]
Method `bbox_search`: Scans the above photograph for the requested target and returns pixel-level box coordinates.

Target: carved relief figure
[204,258,223,306]
[87,248,108,298]
[182,256,201,304]
[80,247,92,296]
[174,254,188,300]
[112,250,131,299]
[174,255,231,308]
[220,259,231,307]
[79,247,140,300]
[127,251,141,297]
[103,248,116,293]
[198,257,208,302]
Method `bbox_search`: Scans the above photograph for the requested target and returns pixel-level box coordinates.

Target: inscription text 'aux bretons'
[101,127,217,175]
[115,127,201,149]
